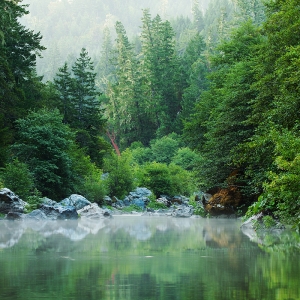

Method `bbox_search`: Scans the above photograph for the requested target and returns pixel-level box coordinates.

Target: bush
[147,200,167,210]
[150,134,180,164]
[168,163,198,196]
[139,162,173,197]
[1,159,34,201]
[12,109,76,200]
[130,146,153,165]
[25,189,43,212]
[79,164,108,205]
[103,150,135,199]
[172,147,201,171]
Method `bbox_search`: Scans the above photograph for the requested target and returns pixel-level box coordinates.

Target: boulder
[171,195,184,205]
[123,187,152,209]
[78,203,112,219]
[39,204,78,220]
[25,209,48,221]
[103,196,112,206]
[171,205,194,218]
[112,200,125,209]
[6,212,25,220]
[156,197,171,207]
[60,194,91,210]
[41,198,57,206]
[204,186,241,216]
[0,188,28,214]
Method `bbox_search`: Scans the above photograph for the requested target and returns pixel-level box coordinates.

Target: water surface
[0,216,299,300]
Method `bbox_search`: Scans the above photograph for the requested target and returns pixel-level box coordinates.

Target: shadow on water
[0,217,299,300]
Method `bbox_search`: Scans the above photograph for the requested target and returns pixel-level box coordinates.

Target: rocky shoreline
[0,187,197,221]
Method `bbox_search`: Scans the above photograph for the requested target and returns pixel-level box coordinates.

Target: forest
[0,0,299,228]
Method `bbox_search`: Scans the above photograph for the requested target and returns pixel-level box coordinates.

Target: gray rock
[125,187,152,209]
[112,200,125,210]
[78,203,112,219]
[60,194,91,210]
[41,197,57,206]
[0,188,28,214]
[40,204,78,220]
[132,198,147,209]
[6,212,25,220]
[156,197,171,207]
[103,196,112,206]
[25,209,48,221]
[171,205,194,218]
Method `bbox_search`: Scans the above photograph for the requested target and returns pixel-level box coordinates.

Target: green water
[0,217,299,300]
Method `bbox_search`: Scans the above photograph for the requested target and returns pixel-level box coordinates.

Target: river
[0,216,299,300]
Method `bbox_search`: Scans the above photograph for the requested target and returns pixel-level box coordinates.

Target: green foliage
[139,162,173,197]
[139,161,196,198]
[12,109,76,200]
[79,165,108,205]
[1,159,34,201]
[130,146,153,165]
[103,150,135,199]
[25,189,43,212]
[168,163,197,196]
[185,21,261,190]
[252,128,300,225]
[53,48,108,167]
[150,134,181,164]
[122,204,143,213]
[189,197,206,217]
[172,147,201,171]
[147,200,167,210]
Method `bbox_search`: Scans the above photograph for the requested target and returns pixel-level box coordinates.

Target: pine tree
[0,0,45,167]
[53,49,108,166]
[140,9,182,137]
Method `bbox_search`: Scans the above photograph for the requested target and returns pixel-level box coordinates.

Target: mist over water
[1,217,299,300]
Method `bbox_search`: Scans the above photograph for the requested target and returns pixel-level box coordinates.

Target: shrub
[150,134,180,164]
[139,162,173,197]
[147,200,167,210]
[79,165,108,205]
[168,163,198,196]
[172,147,201,171]
[103,150,135,199]
[1,159,34,201]
[25,189,43,212]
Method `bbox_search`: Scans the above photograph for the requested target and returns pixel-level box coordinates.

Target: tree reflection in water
[0,217,299,300]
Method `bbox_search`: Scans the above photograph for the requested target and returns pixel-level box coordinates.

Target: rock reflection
[0,217,243,250]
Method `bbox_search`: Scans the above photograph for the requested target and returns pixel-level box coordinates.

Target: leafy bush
[25,189,43,212]
[79,164,108,205]
[139,162,173,197]
[1,159,34,201]
[122,204,143,212]
[246,128,300,226]
[172,147,201,171]
[168,163,197,196]
[150,134,181,164]
[12,109,76,200]
[130,146,153,165]
[103,150,135,199]
[147,200,167,210]
[189,196,206,217]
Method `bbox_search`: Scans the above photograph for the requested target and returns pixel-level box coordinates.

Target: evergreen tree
[53,62,74,124]
[107,21,154,148]
[53,49,108,166]
[11,109,75,200]
[140,9,183,137]
[185,21,262,190]
[0,0,45,167]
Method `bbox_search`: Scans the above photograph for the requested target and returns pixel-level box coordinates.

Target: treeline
[1,0,300,227]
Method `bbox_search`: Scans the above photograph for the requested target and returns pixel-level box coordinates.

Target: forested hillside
[1,0,299,228]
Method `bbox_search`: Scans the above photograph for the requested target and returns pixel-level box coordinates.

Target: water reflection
[0,217,299,300]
